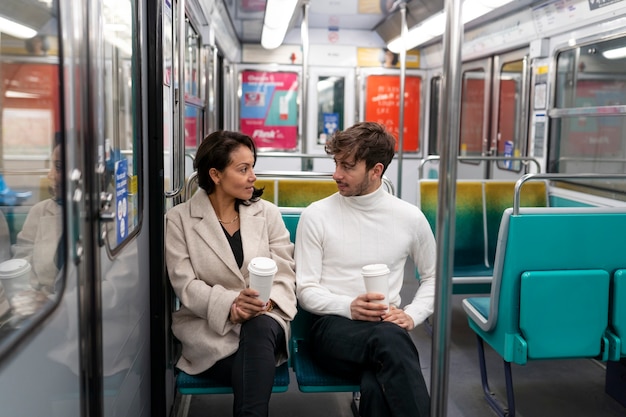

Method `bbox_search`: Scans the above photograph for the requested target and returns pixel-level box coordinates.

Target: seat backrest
[611,269,626,356]
[483,180,548,267]
[418,180,485,267]
[479,207,626,362]
[257,178,337,207]
[281,208,302,243]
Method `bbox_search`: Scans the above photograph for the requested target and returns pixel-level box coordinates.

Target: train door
[0,0,151,417]
[428,49,533,180]
[306,66,356,173]
[458,57,493,179]
[489,49,533,179]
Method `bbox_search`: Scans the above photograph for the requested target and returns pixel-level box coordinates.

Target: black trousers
[311,315,431,417]
[204,314,285,417]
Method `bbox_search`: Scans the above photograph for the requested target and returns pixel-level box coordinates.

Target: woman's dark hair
[194,130,263,206]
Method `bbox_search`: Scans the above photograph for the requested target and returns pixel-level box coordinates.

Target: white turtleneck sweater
[295,184,437,327]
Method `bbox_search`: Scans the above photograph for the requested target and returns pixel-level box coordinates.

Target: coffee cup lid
[248,257,278,275]
[0,259,31,279]
[361,264,390,277]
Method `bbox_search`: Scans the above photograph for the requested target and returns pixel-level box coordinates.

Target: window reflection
[0,0,61,335]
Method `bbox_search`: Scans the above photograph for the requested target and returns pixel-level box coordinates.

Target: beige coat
[165,189,297,375]
[12,199,62,294]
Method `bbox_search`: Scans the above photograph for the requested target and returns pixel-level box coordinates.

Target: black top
[222,227,243,268]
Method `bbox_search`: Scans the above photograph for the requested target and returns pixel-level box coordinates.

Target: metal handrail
[513,173,626,215]
[418,155,541,178]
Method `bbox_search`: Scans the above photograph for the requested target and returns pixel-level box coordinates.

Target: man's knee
[369,323,419,359]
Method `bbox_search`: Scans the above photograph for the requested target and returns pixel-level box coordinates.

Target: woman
[12,137,63,295]
[165,131,297,417]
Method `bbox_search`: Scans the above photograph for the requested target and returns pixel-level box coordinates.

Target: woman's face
[212,145,257,200]
[47,144,62,199]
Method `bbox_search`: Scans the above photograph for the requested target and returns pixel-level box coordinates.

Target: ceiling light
[0,16,38,39]
[387,0,514,52]
[261,0,299,49]
[602,46,626,59]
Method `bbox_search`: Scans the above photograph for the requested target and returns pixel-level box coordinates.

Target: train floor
[183,274,626,417]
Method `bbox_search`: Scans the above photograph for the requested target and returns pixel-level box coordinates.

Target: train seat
[256,178,337,207]
[462,206,626,417]
[281,210,360,415]
[176,362,290,395]
[417,179,548,294]
[610,269,626,357]
[483,180,547,267]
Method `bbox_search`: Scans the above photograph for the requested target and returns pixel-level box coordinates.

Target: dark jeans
[203,314,285,417]
[311,315,430,417]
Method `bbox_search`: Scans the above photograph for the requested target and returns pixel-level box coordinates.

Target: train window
[101,0,142,251]
[549,36,626,195]
[428,76,441,156]
[495,59,525,172]
[0,0,63,354]
[364,74,421,152]
[316,76,345,144]
[460,69,487,161]
[184,20,201,100]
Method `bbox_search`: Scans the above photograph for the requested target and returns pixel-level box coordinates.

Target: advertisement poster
[240,70,299,151]
[365,75,421,152]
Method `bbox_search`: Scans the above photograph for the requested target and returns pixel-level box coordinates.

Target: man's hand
[382,306,415,330]
[350,292,388,322]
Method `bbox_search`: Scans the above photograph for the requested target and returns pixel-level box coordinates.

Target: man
[295,121,436,417]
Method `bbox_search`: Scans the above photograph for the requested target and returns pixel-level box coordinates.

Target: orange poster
[365,75,421,152]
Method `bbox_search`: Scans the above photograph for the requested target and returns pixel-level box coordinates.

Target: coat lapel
[189,190,242,279]
[187,190,267,280]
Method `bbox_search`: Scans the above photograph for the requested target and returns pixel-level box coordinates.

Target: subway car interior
[1,0,626,416]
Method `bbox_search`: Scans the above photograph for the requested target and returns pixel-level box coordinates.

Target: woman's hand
[229,288,268,323]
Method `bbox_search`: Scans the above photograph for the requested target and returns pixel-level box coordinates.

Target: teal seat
[610,269,626,357]
[281,210,360,415]
[417,179,548,295]
[462,207,626,417]
[176,362,290,395]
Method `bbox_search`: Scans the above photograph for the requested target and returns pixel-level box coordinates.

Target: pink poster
[240,70,299,151]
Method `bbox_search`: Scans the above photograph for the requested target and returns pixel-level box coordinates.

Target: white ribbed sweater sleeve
[295,186,437,327]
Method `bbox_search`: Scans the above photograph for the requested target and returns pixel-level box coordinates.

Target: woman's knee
[240,315,285,350]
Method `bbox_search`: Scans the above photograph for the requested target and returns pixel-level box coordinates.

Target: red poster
[460,78,485,155]
[497,79,516,155]
[240,70,299,151]
[364,75,421,152]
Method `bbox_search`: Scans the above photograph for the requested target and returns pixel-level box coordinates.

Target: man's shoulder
[302,193,338,213]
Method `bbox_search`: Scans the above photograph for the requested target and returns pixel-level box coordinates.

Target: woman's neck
[208,192,238,223]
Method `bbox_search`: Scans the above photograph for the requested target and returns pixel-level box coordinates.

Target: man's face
[332,154,380,197]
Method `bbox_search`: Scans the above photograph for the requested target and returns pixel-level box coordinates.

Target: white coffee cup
[248,257,277,303]
[361,264,390,308]
[0,259,32,306]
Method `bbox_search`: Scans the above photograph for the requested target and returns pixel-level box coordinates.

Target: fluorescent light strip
[0,16,38,39]
[602,46,626,60]
[387,0,514,53]
[261,0,299,49]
